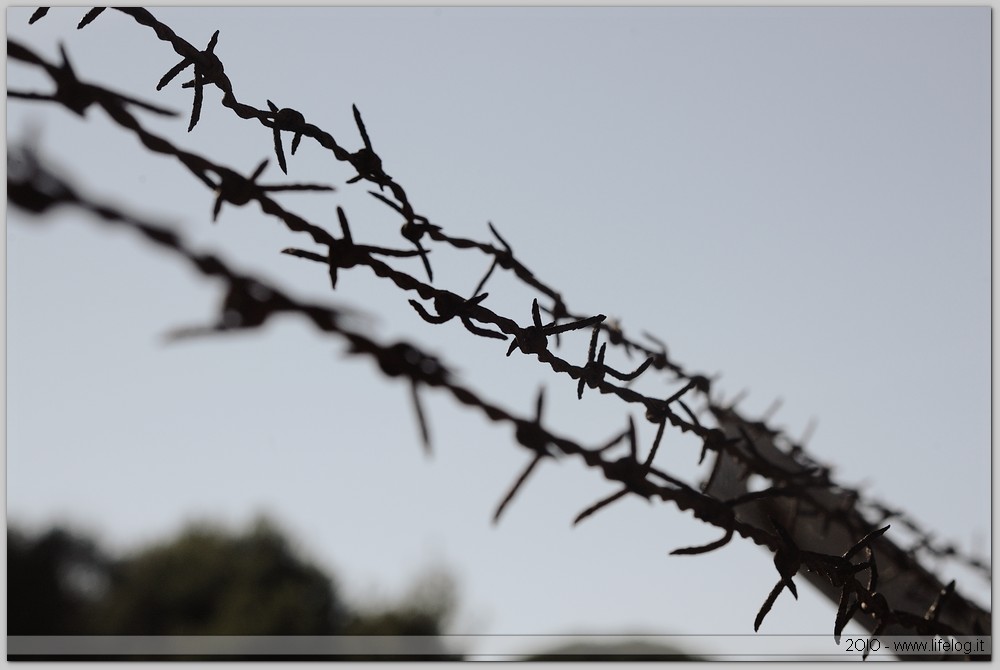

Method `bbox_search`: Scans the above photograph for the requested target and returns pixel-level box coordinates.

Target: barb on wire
[156,28,224,131]
[538,298,573,349]
[605,416,640,461]
[265,100,307,174]
[642,332,675,372]
[351,341,450,456]
[400,221,436,284]
[347,104,390,187]
[577,324,654,399]
[77,7,105,29]
[367,190,431,226]
[469,220,557,308]
[409,291,506,340]
[675,525,736,556]
[642,418,667,471]
[493,388,552,523]
[369,190,437,282]
[638,379,706,447]
[676,399,701,430]
[8,40,177,118]
[572,489,629,526]
[843,524,891,561]
[603,319,633,359]
[865,546,879,593]
[209,158,334,222]
[754,517,801,632]
[493,455,544,525]
[572,418,638,526]
[8,144,78,213]
[165,278,294,340]
[507,298,604,358]
[574,416,696,528]
[834,588,858,644]
[471,221,515,296]
[923,579,955,626]
[26,6,105,28]
[282,206,422,289]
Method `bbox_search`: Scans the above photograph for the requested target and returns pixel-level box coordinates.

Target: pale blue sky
[6,6,991,658]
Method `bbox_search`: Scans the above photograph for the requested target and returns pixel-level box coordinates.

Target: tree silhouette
[8,526,108,635]
[94,519,344,636]
[8,518,459,660]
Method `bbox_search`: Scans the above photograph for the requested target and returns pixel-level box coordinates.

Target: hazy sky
[6,6,990,658]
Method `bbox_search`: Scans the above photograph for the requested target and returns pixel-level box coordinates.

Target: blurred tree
[8,517,459,659]
[8,526,109,634]
[94,518,345,635]
[344,565,457,636]
[522,640,702,661]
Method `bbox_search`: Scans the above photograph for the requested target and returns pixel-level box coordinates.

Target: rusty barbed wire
[13,9,990,653]
[8,142,778,557]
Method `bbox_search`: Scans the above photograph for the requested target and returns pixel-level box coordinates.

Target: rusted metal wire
[11,10,991,652]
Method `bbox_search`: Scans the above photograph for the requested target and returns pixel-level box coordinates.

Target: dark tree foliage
[8,526,109,635]
[93,519,345,635]
[8,518,458,659]
[523,641,702,662]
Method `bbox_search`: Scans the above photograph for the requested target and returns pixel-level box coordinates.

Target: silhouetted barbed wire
[11,9,990,654]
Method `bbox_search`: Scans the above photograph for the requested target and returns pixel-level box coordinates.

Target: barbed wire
[11,8,990,654]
